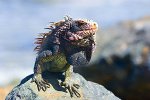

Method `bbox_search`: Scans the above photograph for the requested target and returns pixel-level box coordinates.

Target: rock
[94,16,150,67]
[6,72,120,100]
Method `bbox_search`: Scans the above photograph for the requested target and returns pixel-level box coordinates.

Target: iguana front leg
[31,50,52,91]
[60,65,81,97]
[31,64,50,91]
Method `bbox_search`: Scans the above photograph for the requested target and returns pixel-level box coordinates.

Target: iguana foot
[31,75,50,91]
[60,81,80,97]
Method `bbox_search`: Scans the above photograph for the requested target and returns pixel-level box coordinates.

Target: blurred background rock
[0,0,150,100]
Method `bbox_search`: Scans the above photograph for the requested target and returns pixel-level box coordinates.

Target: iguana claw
[60,81,81,97]
[31,75,50,91]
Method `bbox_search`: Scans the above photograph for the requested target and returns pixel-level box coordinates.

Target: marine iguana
[31,16,98,97]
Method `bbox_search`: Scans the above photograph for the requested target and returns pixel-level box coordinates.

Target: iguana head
[64,18,98,41]
[53,16,98,47]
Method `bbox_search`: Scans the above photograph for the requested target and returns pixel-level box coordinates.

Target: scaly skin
[31,16,98,97]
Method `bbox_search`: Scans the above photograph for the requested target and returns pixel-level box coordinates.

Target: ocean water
[0,0,150,85]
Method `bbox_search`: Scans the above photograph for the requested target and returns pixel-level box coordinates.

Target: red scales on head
[65,19,98,41]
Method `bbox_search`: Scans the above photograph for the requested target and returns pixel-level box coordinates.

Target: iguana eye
[76,21,85,26]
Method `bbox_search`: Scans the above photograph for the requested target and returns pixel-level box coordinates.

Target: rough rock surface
[6,72,120,100]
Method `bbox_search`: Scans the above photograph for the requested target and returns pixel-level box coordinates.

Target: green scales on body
[39,53,68,72]
[31,16,98,97]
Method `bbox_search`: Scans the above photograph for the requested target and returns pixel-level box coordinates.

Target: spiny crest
[34,16,73,52]
[34,32,51,51]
